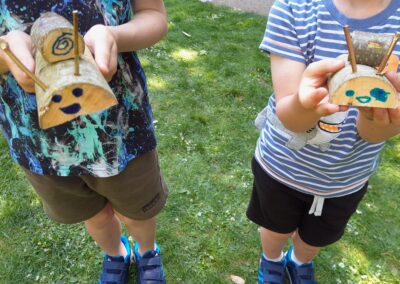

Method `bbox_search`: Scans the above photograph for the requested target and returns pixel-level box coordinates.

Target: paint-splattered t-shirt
[0,0,157,177]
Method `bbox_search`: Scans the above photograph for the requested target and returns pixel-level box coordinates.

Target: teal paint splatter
[122,88,139,111]
[0,0,155,177]
[345,90,355,97]
[1,99,19,139]
[66,115,106,162]
[370,88,390,102]
[356,96,372,104]
[0,1,26,32]
[101,0,130,26]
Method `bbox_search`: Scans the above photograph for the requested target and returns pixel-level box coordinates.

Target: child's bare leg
[292,231,320,262]
[117,213,156,256]
[84,203,127,256]
[260,227,292,259]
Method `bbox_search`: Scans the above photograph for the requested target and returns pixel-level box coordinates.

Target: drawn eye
[345,90,355,97]
[52,94,62,103]
[370,88,390,102]
[72,88,83,97]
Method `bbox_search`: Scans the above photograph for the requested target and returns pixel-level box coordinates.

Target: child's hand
[358,71,400,127]
[0,30,36,93]
[84,25,118,82]
[298,59,346,116]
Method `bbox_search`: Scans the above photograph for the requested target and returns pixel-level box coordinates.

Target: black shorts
[246,157,367,247]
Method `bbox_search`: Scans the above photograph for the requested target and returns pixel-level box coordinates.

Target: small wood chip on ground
[230,274,245,284]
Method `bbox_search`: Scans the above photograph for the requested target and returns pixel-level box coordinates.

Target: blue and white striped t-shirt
[256,0,400,198]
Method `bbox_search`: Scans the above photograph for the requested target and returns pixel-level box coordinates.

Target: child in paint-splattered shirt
[0,1,168,283]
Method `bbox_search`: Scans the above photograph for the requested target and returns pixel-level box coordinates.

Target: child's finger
[372,108,390,126]
[388,107,400,126]
[385,71,400,91]
[338,105,349,112]
[105,44,118,82]
[17,78,35,93]
[358,107,373,120]
[315,103,340,117]
[5,42,36,92]
[303,59,345,79]
[300,87,328,109]
[93,41,112,76]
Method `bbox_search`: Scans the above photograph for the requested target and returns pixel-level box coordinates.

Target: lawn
[0,0,399,283]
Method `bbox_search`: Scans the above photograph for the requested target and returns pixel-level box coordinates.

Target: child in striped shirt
[246,0,400,283]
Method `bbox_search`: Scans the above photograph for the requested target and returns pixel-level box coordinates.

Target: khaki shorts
[23,150,169,224]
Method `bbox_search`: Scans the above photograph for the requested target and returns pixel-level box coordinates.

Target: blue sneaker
[286,247,317,284]
[258,254,286,284]
[98,235,131,284]
[134,243,166,284]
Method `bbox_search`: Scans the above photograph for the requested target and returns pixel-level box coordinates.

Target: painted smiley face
[51,87,84,115]
[345,88,391,105]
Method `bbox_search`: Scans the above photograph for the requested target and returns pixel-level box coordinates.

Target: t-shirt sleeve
[259,0,306,64]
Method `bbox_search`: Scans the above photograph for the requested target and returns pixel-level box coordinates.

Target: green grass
[1,0,399,283]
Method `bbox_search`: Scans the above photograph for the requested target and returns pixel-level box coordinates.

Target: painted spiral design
[52,32,74,56]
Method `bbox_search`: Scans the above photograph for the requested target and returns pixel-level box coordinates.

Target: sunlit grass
[171,48,199,61]
[147,76,167,91]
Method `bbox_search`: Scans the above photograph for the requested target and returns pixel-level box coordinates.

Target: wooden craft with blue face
[328,30,399,109]
[329,64,398,108]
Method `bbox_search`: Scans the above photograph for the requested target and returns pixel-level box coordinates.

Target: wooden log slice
[31,12,85,63]
[35,49,118,129]
[352,31,392,68]
[329,63,398,108]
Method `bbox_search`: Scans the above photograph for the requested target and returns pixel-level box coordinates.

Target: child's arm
[0,30,36,92]
[271,54,346,132]
[111,0,167,52]
[84,0,167,81]
[357,72,400,143]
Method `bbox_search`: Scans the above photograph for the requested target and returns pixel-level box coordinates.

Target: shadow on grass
[316,138,400,282]
[0,148,100,282]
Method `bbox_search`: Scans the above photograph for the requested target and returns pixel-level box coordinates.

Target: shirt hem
[15,144,157,178]
[254,146,369,198]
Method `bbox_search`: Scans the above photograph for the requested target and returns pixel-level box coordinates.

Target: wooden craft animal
[328,27,399,109]
[0,11,117,129]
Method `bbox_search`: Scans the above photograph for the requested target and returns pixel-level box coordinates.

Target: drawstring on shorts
[308,196,325,216]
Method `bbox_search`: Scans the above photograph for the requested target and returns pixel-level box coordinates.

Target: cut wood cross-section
[31,12,85,63]
[328,63,397,108]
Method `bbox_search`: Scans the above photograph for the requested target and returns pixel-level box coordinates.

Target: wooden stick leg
[0,39,48,91]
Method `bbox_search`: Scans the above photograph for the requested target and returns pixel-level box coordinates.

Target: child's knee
[85,203,115,226]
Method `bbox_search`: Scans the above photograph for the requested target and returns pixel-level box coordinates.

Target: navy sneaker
[98,235,132,284]
[286,247,317,284]
[258,253,286,284]
[134,243,166,284]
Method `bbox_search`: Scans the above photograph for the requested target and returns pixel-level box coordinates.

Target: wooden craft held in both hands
[328,27,399,109]
[32,12,118,129]
[1,11,118,129]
